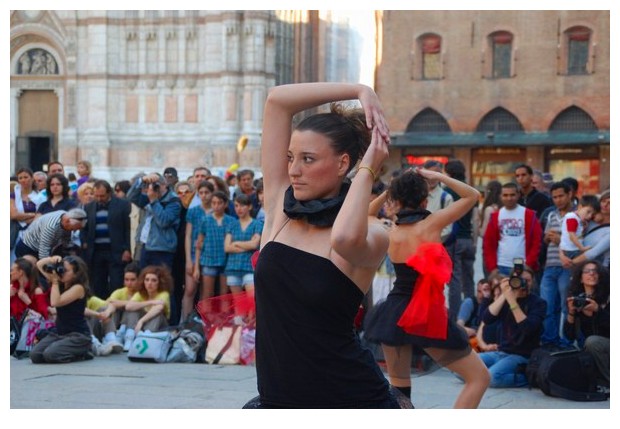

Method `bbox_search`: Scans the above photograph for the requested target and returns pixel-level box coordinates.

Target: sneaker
[123,337,134,352]
[115,326,127,344]
[98,342,114,356]
[91,343,100,356]
[106,341,124,354]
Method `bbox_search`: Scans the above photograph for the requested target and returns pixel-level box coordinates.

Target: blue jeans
[140,248,174,271]
[539,266,572,346]
[497,265,512,276]
[478,351,529,388]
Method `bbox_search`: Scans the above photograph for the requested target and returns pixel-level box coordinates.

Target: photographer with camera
[127,172,181,272]
[478,260,547,387]
[563,261,610,390]
[31,255,93,363]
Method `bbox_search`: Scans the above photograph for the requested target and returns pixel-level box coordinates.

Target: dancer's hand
[415,167,442,181]
[358,86,390,142]
[358,127,390,177]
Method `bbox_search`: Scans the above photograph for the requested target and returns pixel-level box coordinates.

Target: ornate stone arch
[12,44,63,76]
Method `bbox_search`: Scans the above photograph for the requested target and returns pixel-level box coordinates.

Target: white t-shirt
[560,211,583,252]
[426,185,454,241]
[497,205,526,268]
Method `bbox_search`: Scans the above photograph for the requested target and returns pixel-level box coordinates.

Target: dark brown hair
[295,103,371,174]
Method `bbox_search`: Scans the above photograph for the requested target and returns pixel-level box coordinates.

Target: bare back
[387,218,441,264]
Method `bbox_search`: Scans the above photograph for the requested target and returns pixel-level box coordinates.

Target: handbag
[13,309,53,359]
[205,325,241,365]
[127,330,173,363]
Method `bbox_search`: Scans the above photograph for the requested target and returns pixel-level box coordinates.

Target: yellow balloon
[228,163,239,172]
[237,135,248,153]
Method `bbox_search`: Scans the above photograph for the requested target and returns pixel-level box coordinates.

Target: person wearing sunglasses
[563,261,610,391]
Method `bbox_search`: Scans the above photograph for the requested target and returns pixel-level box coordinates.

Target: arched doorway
[16,89,59,172]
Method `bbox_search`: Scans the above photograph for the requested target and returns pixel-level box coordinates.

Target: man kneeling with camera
[477,259,547,387]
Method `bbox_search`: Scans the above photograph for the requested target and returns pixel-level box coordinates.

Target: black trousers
[91,247,126,299]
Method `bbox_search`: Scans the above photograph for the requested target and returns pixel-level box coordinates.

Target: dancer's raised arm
[261,83,389,237]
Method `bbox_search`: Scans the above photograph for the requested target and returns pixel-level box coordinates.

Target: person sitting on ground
[475,274,504,352]
[456,278,491,351]
[84,293,123,356]
[102,262,142,346]
[31,255,93,363]
[478,265,546,387]
[122,265,172,351]
[10,257,50,321]
[563,260,609,390]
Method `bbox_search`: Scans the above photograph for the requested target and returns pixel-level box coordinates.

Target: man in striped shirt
[14,208,87,264]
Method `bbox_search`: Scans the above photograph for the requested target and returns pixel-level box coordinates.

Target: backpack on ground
[12,310,55,359]
[526,347,608,401]
[127,330,173,363]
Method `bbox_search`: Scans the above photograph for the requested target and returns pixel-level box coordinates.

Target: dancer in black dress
[364,167,490,408]
[243,82,411,409]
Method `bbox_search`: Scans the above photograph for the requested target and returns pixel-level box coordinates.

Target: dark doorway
[29,136,53,172]
[15,135,53,172]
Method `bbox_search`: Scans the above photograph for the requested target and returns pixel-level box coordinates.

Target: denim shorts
[226,272,254,287]
[201,265,225,277]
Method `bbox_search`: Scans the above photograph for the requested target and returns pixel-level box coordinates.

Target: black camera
[43,262,66,276]
[572,293,589,311]
[151,182,160,192]
[508,258,526,289]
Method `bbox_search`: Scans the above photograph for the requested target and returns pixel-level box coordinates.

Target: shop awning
[391,130,610,147]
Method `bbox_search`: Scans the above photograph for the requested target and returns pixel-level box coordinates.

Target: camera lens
[55,265,66,275]
[508,276,523,289]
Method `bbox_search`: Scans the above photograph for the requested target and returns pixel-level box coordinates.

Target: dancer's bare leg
[425,347,490,408]
[382,344,413,397]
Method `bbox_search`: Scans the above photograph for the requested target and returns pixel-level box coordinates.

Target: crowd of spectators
[10,161,265,362]
[9,159,610,395]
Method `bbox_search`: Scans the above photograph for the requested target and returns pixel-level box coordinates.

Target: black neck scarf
[283,181,351,227]
[395,208,431,225]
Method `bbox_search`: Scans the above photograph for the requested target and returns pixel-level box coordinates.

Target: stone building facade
[376,10,610,194]
[10,10,364,181]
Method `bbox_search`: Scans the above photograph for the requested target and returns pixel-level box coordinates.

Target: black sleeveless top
[56,286,90,336]
[254,241,391,408]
